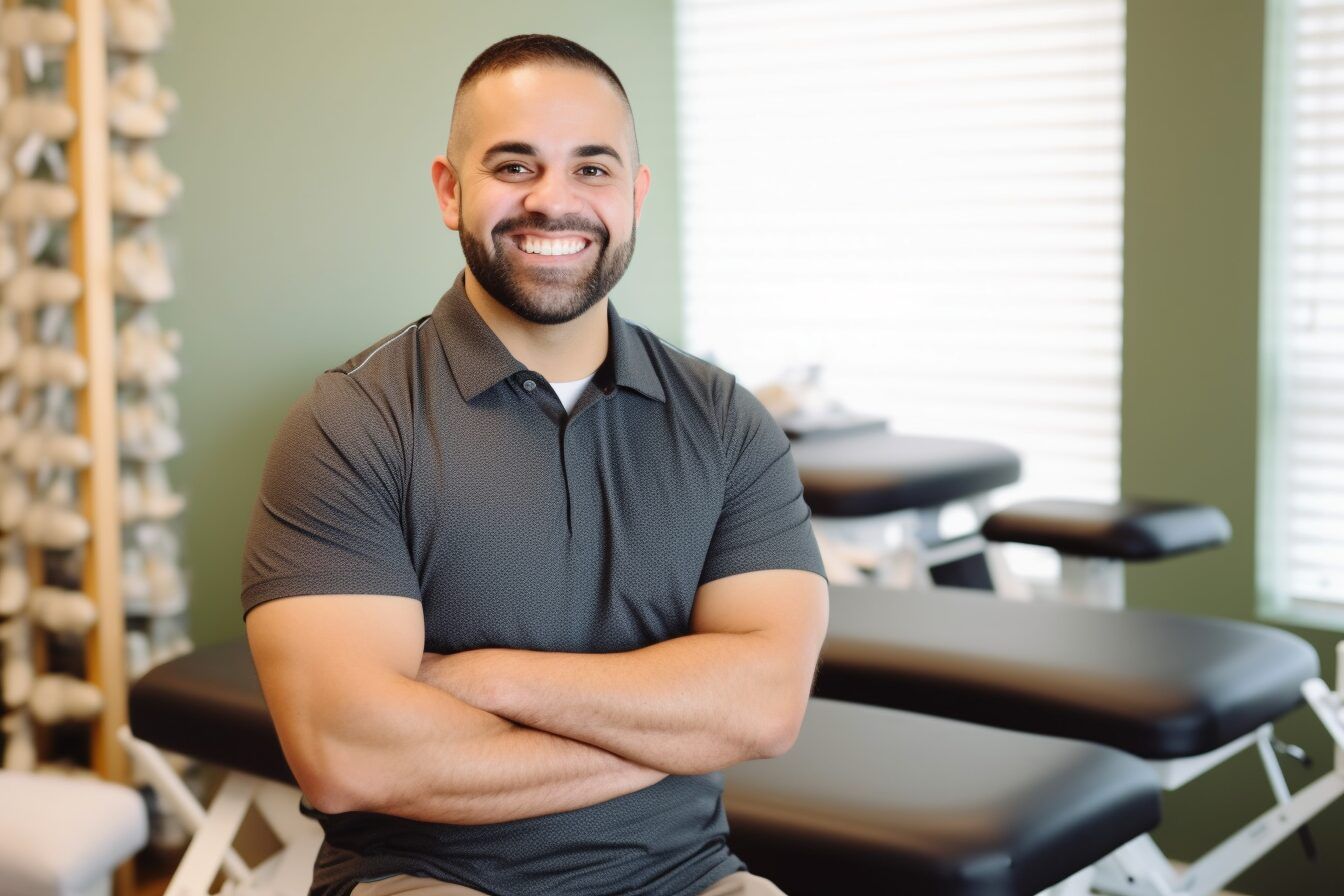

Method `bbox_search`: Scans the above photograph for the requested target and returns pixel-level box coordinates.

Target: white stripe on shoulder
[345,318,431,377]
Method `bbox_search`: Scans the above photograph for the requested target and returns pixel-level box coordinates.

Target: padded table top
[129,640,1159,896]
[820,585,1321,759]
[727,699,1157,896]
[790,431,1021,517]
[129,639,297,785]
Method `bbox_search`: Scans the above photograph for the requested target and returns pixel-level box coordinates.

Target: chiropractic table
[801,439,1331,895]
[790,425,1233,607]
[790,428,1022,590]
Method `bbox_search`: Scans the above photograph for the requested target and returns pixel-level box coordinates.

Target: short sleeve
[697,377,828,587]
[240,372,421,617]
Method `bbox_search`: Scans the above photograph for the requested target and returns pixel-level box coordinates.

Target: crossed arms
[245,567,828,826]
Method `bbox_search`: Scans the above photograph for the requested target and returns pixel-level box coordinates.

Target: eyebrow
[482,141,537,160]
[574,144,624,167]
[481,141,624,167]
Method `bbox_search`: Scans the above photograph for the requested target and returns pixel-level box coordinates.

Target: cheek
[595,202,634,241]
[462,186,516,239]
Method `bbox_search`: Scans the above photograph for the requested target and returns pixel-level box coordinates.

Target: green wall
[158,1,1344,892]
[154,1,682,645]
[1124,1,1344,891]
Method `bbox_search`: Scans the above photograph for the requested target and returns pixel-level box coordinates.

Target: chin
[516,297,597,325]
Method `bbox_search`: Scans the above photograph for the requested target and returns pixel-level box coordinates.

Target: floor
[131,846,182,896]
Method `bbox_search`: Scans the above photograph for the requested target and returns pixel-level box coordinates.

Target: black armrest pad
[980,499,1231,560]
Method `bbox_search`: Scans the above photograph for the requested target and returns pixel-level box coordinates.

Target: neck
[463,269,609,382]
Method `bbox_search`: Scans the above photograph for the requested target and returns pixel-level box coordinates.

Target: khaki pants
[350,870,787,895]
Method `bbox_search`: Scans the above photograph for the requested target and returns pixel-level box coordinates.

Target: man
[242,34,828,896]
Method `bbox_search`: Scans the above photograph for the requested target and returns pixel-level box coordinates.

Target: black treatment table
[789,429,1023,590]
[129,640,1161,896]
[789,430,1021,518]
[818,584,1320,759]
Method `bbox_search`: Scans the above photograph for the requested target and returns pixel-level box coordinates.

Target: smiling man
[241,35,828,896]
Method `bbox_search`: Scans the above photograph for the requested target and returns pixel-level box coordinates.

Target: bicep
[690,568,829,660]
[244,593,424,801]
[690,569,828,755]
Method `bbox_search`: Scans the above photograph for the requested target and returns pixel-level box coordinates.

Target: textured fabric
[349,870,787,896]
[240,271,826,896]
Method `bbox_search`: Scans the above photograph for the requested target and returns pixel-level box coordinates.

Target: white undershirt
[550,374,595,413]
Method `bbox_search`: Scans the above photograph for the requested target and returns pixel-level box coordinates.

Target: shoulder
[314,315,437,439]
[330,315,435,397]
[274,316,435,471]
[632,324,776,445]
[626,321,742,416]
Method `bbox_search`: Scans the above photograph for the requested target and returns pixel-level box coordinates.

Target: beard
[460,212,637,325]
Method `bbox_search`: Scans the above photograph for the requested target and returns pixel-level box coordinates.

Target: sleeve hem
[241,581,422,617]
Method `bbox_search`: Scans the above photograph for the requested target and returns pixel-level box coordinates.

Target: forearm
[419,632,807,776]
[320,671,666,823]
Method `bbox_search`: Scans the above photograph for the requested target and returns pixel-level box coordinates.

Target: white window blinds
[675,0,1126,512]
[1261,0,1344,617]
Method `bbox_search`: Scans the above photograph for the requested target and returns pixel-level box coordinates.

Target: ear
[430,155,462,231]
[632,164,651,224]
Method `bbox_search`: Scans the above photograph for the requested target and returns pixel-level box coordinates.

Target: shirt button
[523,379,537,392]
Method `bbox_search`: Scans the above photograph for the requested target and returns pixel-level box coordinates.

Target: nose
[521,167,584,220]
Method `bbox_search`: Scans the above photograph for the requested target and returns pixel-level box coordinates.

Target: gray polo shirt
[240,271,826,896]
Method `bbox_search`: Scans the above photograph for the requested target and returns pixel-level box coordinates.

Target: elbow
[752,701,806,760]
[290,752,363,816]
[289,735,387,816]
[305,775,359,816]
[279,747,354,815]
[303,739,476,823]
[314,749,401,816]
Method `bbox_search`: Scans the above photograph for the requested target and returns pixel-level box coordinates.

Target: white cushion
[0,770,148,896]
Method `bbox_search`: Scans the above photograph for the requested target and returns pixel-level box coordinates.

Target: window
[1260,0,1344,624]
[675,0,1127,539]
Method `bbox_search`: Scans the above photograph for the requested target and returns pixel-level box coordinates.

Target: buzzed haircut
[447,34,639,164]
[459,34,631,106]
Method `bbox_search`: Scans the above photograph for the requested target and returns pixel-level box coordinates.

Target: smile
[511,234,591,257]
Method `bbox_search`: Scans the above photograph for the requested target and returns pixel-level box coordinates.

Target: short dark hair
[458,34,630,106]
[448,34,638,164]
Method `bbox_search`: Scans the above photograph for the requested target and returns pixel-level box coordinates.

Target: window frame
[1257,0,1344,631]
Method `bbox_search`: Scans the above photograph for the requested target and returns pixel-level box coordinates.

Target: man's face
[434,64,651,325]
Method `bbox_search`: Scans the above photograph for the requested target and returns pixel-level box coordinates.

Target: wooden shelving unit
[2,2,184,892]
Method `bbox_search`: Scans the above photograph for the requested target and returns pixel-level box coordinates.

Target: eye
[577,164,609,178]
[495,162,532,179]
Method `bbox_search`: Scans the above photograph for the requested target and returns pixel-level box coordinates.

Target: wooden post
[64,0,129,787]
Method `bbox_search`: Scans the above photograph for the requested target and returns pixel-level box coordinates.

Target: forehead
[458,63,632,156]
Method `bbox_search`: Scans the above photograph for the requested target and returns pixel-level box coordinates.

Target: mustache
[492,214,608,244]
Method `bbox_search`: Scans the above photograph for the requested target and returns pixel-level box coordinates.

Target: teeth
[520,236,585,256]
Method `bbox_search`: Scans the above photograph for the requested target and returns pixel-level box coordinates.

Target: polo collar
[604,293,667,404]
[433,270,666,404]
